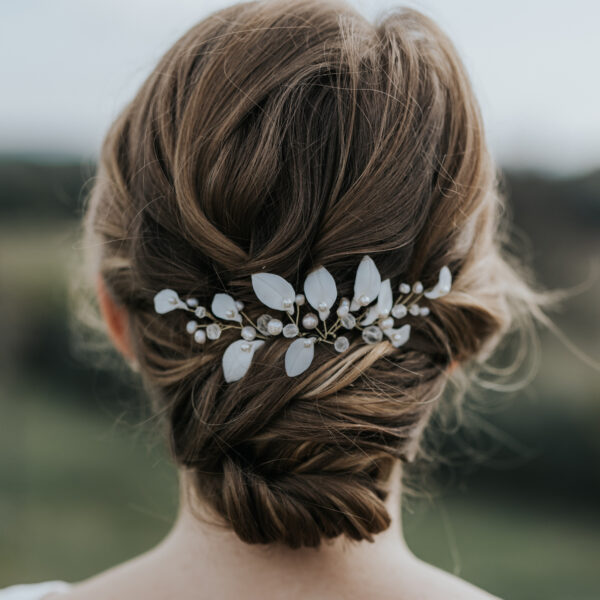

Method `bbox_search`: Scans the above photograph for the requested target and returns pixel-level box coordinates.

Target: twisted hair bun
[80,0,545,548]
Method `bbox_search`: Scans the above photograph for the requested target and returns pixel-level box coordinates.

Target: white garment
[0,582,71,599]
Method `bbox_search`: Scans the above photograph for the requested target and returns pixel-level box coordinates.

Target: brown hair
[76,0,548,548]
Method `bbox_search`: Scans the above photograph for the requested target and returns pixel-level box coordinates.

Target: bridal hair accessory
[153,256,452,383]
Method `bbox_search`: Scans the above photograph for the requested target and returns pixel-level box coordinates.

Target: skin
[44,276,500,600]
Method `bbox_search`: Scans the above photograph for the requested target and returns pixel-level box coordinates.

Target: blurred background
[0,1,598,599]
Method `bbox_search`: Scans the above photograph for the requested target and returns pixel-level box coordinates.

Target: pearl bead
[169,296,178,305]
[399,283,411,294]
[206,324,221,340]
[420,307,430,316]
[336,304,349,317]
[186,298,199,308]
[302,313,318,329]
[341,314,356,329]
[358,294,371,306]
[282,298,294,310]
[340,297,350,306]
[303,338,314,348]
[295,294,305,306]
[235,300,245,310]
[379,317,394,330]
[186,320,198,334]
[241,326,256,340]
[225,309,235,318]
[194,306,206,318]
[334,336,349,352]
[392,332,402,341]
[240,342,251,352]
[267,318,283,335]
[193,329,206,344]
[317,301,328,311]
[409,304,420,316]
[413,282,424,294]
[391,304,407,319]
[362,325,383,344]
[283,324,299,338]
[256,314,272,336]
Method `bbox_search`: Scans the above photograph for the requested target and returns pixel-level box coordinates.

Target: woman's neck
[65,464,420,600]
[159,463,411,570]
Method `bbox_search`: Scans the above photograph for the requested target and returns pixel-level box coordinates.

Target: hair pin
[153,255,452,382]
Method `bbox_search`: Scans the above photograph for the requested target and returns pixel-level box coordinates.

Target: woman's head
[79,0,543,548]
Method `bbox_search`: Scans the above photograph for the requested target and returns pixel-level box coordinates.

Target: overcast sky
[1,0,599,175]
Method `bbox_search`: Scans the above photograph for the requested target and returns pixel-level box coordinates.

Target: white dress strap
[0,581,71,599]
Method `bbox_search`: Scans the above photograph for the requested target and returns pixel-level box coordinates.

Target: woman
[2,1,548,598]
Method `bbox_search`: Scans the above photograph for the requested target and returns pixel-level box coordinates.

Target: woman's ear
[96,272,136,365]
[448,359,459,374]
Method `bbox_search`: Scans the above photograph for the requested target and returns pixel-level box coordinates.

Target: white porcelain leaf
[424,266,452,299]
[352,255,381,308]
[284,338,315,377]
[153,289,186,314]
[359,305,379,326]
[304,266,337,312]
[222,339,265,383]
[383,324,411,348]
[211,293,242,322]
[251,272,296,312]
[377,279,393,316]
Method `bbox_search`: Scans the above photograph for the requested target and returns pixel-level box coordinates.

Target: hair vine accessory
[153,255,452,383]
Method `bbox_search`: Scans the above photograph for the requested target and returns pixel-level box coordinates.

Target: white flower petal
[222,339,265,383]
[424,266,453,299]
[154,289,186,314]
[359,305,379,326]
[284,338,315,377]
[383,324,411,348]
[377,279,393,316]
[353,255,381,305]
[211,293,242,322]
[318,308,330,321]
[304,266,337,312]
[251,272,296,311]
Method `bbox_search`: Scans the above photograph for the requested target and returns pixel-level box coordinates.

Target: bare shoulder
[385,555,502,600]
[34,544,502,600]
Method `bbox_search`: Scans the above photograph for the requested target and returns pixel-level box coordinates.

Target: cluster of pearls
[154,258,451,382]
[158,273,441,354]
[185,316,222,344]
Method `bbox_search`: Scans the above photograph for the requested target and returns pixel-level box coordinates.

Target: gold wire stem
[328,317,342,336]
[239,310,258,329]
[399,292,413,306]
[406,292,424,309]
[183,305,217,322]
[314,325,326,337]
